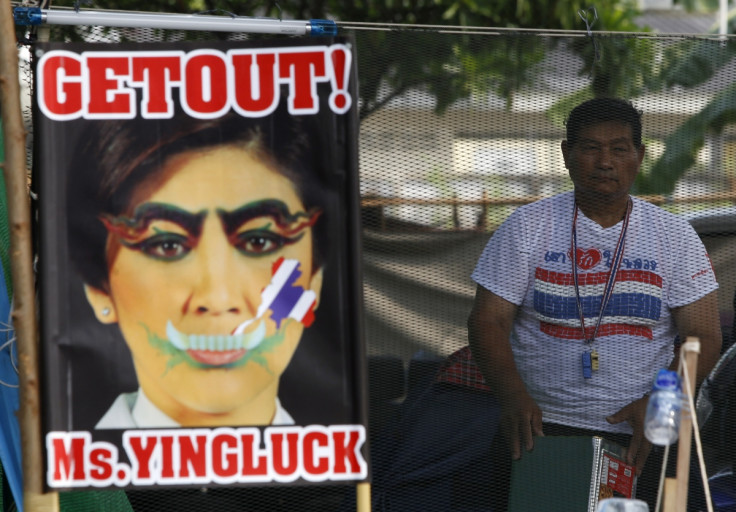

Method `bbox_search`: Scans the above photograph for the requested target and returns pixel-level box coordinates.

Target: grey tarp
[362,229,490,361]
[362,223,736,364]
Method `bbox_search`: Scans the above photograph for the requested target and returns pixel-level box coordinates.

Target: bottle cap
[652,369,680,392]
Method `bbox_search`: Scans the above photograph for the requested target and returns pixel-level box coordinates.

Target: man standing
[468,97,721,507]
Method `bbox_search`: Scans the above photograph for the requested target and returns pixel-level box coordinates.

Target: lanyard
[570,198,632,347]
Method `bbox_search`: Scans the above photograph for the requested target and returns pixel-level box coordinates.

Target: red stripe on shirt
[540,322,653,340]
[535,268,663,287]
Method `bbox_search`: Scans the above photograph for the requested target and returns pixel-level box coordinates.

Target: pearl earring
[102,307,110,316]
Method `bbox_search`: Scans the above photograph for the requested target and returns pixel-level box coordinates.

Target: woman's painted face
[86,145,323,426]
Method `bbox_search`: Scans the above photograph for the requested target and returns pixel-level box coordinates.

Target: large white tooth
[167,321,188,350]
[167,322,269,353]
[243,320,266,350]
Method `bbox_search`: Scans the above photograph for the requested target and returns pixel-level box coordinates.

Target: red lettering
[89,447,114,481]
[126,435,157,480]
[47,433,125,488]
[179,434,208,478]
[303,431,329,475]
[333,430,362,474]
[231,52,278,116]
[38,46,353,121]
[160,435,175,479]
[271,432,300,477]
[212,433,238,478]
[240,433,268,476]
[51,435,87,482]
[328,45,352,114]
[39,53,83,119]
[86,55,134,117]
[183,52,228,116]
[279,51,326,113]
[119,427,367,487]
[131,55,182,117]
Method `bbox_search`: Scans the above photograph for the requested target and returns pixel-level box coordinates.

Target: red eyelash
[100,215,151,244]
[281,210,322,238]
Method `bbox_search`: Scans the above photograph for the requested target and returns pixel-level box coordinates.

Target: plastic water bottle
[644,369,682,446]
[596,498,649,511]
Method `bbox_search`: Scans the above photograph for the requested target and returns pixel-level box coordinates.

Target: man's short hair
[565,98,643,147]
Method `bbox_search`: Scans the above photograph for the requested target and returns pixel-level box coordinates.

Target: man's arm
[670,290,723,386]
[467,284,543,459]
[606,290,722,472]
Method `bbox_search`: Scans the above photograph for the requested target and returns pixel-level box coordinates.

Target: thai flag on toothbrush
[258,257,317,328]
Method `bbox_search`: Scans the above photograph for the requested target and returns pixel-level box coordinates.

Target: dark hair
[67,106,332,291]
[565,98,643,147]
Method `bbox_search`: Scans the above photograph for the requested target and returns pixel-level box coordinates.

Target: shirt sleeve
[666,217,719,308]
[470,208,532,306]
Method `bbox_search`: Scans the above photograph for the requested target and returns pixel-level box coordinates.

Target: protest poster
[34,36,367,490]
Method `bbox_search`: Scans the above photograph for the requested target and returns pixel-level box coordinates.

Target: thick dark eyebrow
[217,199,319,236]
[101,202,207,239]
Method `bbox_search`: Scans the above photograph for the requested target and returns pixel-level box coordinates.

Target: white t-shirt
[95,389,295,429]
[471,191,718,433]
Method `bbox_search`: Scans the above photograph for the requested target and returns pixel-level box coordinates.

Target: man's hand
[499,390,544,460]
[606,396,651,475]
[468,286,543,459]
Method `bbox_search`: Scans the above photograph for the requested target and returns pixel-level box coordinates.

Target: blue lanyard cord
[570,198,632,346]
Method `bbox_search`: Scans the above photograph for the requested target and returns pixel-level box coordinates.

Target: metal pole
[0,2,58,510]
[719,0,728,36]
[14,7,337,36]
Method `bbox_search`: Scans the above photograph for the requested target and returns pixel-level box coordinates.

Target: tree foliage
[47,0,644,119]
[39,1,736,195]
[632,36,736,194]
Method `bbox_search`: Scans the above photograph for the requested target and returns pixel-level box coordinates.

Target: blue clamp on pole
[309,19,337,36]
[13,7,44,26]
[582,352,593,379]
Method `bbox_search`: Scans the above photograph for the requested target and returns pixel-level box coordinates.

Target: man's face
[562,121,645,203]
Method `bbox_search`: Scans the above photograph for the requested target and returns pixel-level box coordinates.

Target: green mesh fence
[11,13,736,512]
[0,121,12,298]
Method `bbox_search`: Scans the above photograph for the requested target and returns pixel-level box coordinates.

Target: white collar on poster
[131,389,179,428]
[96,389,295,428]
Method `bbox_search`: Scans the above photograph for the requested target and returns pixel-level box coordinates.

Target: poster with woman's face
[35,37,367,490]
